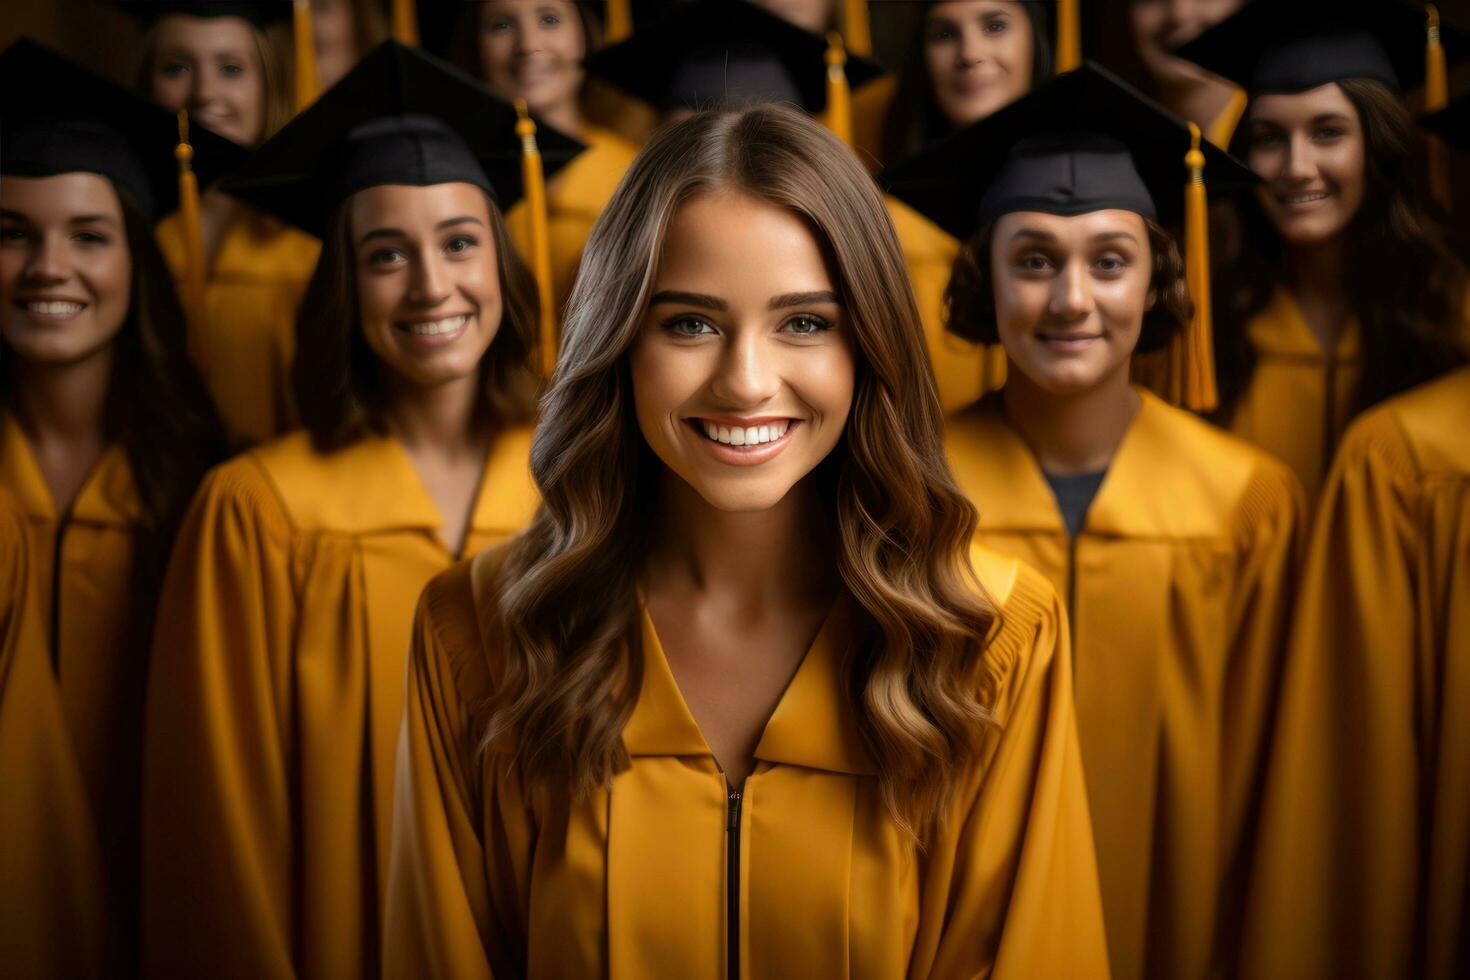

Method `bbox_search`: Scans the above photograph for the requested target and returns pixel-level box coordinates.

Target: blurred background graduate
[888,63,1306,980]
[1239,86,1470,980]
[117,0,324,446]
[141,41,579,977]
[1175,0,1470,502]
[0,38,233,974]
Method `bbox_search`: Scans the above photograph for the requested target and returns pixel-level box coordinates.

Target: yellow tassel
[392,0,419,46]
[174,110,208,339]
[605,0,633,43]
[1426,4,1451,208]
[1175,123,1218,412]
[842,0,872,57]
[824,32,853,146]
[293,0,318,111]
[515,100,557,376]
[1056,0,1082,72]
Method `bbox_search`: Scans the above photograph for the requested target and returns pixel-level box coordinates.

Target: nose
[1284,131,1317,182]
[23,232,69,286]
[1049,260,1095,322]
[957,22,984,66]
[407,251,451,308]
[190,66,216,111]
[709,329,782,408]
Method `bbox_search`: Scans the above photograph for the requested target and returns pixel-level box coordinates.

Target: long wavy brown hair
[1214,78,1468,420]
[482,104,1001,838]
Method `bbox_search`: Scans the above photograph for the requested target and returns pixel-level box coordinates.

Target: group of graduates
[2,0,1469,977]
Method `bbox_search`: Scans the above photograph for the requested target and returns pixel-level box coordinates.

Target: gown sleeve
[384,560,532,980]
[0,499,106,978]
[141,458,300,978]
[1216,458,1307,958]
[914,561,1112,980]
[1239,410,1422,978]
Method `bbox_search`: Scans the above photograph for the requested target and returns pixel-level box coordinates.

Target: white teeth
[1284,192,1329,204]
[406,314,469,336]
[700,420,792,446]
[26,301,84,315]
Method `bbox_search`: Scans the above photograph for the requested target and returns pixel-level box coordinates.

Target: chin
[679,471,803,515]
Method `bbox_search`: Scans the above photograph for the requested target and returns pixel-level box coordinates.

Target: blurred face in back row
[477,0,587,125]
[146,14,270,147]
[923,0,1035,128]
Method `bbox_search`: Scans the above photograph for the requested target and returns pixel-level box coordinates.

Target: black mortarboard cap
[111,0,294,27]
[882,61,1257,243]
[220,40,586,237]
[585,0,884,114]
[1174,0,1470,96]
[1,38,245,220]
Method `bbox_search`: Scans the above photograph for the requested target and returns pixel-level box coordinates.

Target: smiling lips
[396,313,471,340]
[14,297,88,322]
[1276,190,1333,211]
[687,417,800,465]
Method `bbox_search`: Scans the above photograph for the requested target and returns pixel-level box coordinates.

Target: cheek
[1329,144,1367,212]
[480,34,513,75]
[1094,274,1151,335]
[150,74,188,110]
[92,251,134,321]
[792,345,855,419]
[354,268,401,323]
[994,274,1047,334]
[548,26,585,63]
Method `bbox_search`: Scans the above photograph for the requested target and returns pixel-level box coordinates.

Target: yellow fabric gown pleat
[1240,366,1470,980]
[156,208,322,446]
[0,412,143,968]
[1226,287,1362,502]
[0,492,106,979]
[383,542,1111,978]
[946,390,1305,980]
[143,427,538,979]
[504,125,640,328]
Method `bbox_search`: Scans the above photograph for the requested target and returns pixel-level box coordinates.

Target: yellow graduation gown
[142,427,538,979]
[157,209,322,446]
[885,197,1006,415]
[505,124,640,327]
[945,390,1305,980]
[0,413,144,927]
[1226,287,1362,503]
[384,543,1111,979]
[0,492,106,979]
[1240,366,1470,980]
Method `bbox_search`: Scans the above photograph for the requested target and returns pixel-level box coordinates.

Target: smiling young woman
[120,0,325,446]
[0,39,232,973]
[431,0,642,333]
[140,44,551,978]
[383,103,1108,978]
[1175,1,1470,502]
[889,64,1306,980]
[1235,93,1470,980]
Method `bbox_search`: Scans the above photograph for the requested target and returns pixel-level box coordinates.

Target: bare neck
[1286,236,1352,349]
[536,98,586,142]
[198,188,242,266]
[10,348,114,511]
[1157,73,1237,134]
[380,371,489,457]
[644,475,839,614]
[1001,362,1140,475]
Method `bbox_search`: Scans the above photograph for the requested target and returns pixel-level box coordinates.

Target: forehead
[928,1,1028,20]
[1249,83,1358,125]
[654,190,835,292]
[347,181,492,232]
[152,14,260,53]
[0,172,124,221]
[993,208,1148,242]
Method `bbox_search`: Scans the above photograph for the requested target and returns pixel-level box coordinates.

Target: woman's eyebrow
[769,290,840,310]
[649,290,727,310]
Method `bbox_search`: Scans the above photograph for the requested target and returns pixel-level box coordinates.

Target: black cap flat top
[1174,0,1470,96]
[220,41,587,236]
[881,62,1258,243]
[585,0,885,114]
[1,37,246,219]
[111,0,295,27]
